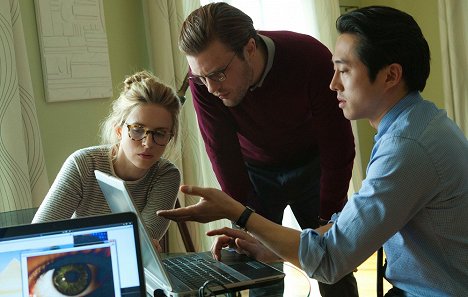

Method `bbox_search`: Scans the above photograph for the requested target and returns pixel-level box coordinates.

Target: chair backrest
[175,198,195,252]
[159,198,195,253]
[176,73,189,105]
[377,247,384,297]
[171,73,195,252]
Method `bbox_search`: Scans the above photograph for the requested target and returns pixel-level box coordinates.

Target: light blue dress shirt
[299,92,468,297]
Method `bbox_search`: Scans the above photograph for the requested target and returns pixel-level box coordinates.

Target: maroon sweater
[190,31,355,219]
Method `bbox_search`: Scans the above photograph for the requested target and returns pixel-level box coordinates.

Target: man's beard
[221,64,253,107]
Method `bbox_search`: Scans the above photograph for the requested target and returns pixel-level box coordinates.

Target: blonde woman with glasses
[33,70,181,251]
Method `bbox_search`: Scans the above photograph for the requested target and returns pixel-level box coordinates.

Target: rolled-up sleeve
[299,229,325,279]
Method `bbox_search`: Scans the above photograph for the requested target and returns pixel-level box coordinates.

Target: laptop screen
[0,212,146,297]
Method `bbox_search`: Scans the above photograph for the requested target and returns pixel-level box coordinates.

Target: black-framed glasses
[126,124,173,146]
[188,53,236,86]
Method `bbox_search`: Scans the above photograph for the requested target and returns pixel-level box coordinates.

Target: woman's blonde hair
[100,70,181,150]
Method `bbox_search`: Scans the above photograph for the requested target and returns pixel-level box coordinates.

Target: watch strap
[235,206,255,230]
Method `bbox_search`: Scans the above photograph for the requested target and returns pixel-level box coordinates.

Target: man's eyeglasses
[126,124,173,146]
[189,53,236,86]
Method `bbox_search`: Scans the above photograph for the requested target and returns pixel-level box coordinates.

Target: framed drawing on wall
[34,0,112,102]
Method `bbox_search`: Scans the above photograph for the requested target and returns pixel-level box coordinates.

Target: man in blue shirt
[158,6,468,297]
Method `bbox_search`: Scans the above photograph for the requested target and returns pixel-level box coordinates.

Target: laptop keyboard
[163,254,240,289]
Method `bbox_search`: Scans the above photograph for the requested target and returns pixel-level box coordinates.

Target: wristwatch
[234,206,255,230]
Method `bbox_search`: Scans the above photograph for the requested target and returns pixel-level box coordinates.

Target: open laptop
[0,212,146,297]
[95,170,285,297]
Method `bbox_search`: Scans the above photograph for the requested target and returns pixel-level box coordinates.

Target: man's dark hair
[336,6,430,92]
[179,2,260,58]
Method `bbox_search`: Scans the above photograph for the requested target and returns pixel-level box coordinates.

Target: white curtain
[0,0,49,213]
[438,0,468,135]
[143,0,230,252]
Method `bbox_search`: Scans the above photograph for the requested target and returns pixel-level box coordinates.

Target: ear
[244,37,256,59]
[115,125,123,140]
[384,63,403,89]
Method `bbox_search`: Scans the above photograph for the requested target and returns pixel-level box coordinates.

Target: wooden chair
[176,72,189,105]
[159,198,196,253]
[377,247,384,297]
[160,73,196,253]
[174,199,195,252]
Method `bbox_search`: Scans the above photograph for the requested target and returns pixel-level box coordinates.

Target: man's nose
[329,70,342,92]
[205,78,221,95]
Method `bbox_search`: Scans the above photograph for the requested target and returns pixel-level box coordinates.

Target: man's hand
[157,185,244,223]
[207,227,282,263]
[158,185,301,268]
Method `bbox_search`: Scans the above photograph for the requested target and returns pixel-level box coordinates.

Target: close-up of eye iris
[52,263,91,295]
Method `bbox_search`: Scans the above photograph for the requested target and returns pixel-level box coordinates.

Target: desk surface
[1,208,312,296]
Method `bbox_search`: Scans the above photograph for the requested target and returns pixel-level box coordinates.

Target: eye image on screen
[26,247,115,297]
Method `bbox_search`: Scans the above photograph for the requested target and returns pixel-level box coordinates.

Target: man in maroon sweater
[179,3,357,296]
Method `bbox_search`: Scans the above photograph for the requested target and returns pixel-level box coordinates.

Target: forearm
[161,185,310,268]
[33,190,77,222]
[229,208,302,268]
[229,204,334,269]
[33,178,80,222]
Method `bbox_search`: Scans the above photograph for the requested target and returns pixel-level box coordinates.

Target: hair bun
[123,71,153,91]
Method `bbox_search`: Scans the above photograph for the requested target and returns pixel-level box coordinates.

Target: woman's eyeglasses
[126,124,173,146]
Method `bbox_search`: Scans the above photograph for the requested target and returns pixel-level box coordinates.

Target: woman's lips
[138,153,153,159]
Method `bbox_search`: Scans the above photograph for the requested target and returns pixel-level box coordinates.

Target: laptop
[94,170,285,297]
[0,212,146,297]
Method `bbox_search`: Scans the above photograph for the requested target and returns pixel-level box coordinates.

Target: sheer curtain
[310,1,364,200]
[438,0,468,135]
[0,0,49,212]
[143,0,230,252]
[200,0,363,228]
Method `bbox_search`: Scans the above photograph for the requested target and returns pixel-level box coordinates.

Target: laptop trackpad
[219,249,284,279]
